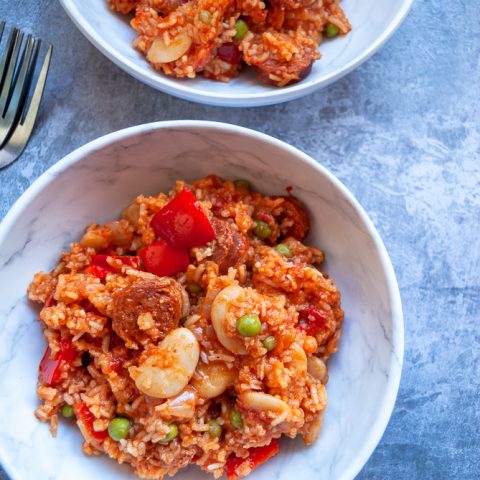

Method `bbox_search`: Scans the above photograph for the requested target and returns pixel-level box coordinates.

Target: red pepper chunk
[86,254,140,279]
[74,402,108,442]
[44,292,57,307]
[150,189,216,248]
[109,356,124,374]
[85,264,110,279]
[92,254,140,270]
[225,439,279,480]
[39,340,77,386]
[139,239,190,277]
[298,306,327,335]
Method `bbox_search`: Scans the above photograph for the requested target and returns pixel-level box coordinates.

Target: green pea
[200,10,212,24]
[108,417,131,441]
[186,283,202,294]
[254,221,271,240]
[161,424,179,444]
[233,179,250,190]
[262,336,276,352]
[237,313,261,337]
[61,404,74,418]
[325,23,339,38]
[275,243,292,258]
[207,420,222,438]
[234,19,249,41]
[230,410,243,429]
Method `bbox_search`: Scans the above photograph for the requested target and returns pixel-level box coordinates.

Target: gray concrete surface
[0,0,479,478]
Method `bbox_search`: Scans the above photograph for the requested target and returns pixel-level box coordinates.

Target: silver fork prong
[0,44,52,169]
[0,29,23,112]
[0,27,18,92]
[7,36,39,116]
[19,44,51,128]
[0,35,38,147]
[0,26,13,88]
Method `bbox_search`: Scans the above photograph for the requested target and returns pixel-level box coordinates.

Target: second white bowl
[59,0,414,106]
[0,121,403,479]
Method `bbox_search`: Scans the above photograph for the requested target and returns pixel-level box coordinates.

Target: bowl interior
[60,0,412,106]
[0,122,402,480]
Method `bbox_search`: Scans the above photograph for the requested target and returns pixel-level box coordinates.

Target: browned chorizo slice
[242,30,319,87]
[112,278,189,349]
[210,218,250,274]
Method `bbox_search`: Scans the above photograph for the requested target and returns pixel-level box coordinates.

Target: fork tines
[0,21,52,168]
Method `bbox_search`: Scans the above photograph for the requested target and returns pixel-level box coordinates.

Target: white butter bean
[147,34,192,64]
[129,328,199,399]
[191,362,237,399]
[307,356,328,384]
[158,386,198,419]
[302,412,324,445]
[210,285,247,354]
[239,392,290,416]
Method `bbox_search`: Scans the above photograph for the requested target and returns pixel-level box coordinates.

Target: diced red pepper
[225,439,279,480]
[139,239,190,277]
[74,402,108,442]
[91,254,140,270]
[39,347,58,385]
[39,339,77,386]
[44,292,57,307]
[86,254,140,279]
[218,42,242,65]
[150,189,216,248]
[85,264,110,280]
[109,356,124,374]
[298,306,327,336]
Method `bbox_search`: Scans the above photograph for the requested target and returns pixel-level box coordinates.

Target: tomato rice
[29,175,344,479]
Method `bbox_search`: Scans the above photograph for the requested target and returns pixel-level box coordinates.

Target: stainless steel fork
[0,22,52,169]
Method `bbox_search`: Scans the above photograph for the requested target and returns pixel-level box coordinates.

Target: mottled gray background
[1,0,479,478]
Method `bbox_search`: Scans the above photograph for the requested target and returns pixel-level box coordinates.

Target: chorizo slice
[210,218,250,274]
[112,278,189,349]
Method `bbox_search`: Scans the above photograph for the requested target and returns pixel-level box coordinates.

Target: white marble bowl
[59,0,414,107]
[0,121,403,480]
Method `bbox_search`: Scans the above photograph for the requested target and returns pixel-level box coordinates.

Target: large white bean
[147,34,192,64]
[80,229,108,250]
[210,285,247,355]
[158,386,198,419]
[191,362,237,399]
[239,392,290,418]
[105,220,132,247]
[307,356,328,384]
[129,328,199,399]
[302,412,324,445]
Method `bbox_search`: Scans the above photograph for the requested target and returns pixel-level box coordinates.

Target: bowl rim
[58,0,415,107]
[0,120,404,480]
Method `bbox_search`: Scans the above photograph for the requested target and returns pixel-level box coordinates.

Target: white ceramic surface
[0,121,403,480]
[59,0,414,107]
